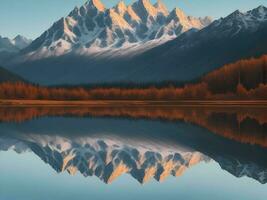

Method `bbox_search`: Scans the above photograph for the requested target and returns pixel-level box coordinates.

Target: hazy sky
[1,0,267,39]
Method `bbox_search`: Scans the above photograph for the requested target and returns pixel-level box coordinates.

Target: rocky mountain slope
[0,35,31,53]
[26,136,205,184]
[20,0,211,60]
[6,3,267,85]
[1,116,267,184]
[0,35,32,66]
[129,5,267,82]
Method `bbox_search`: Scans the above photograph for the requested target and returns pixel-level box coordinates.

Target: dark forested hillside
[203,55,267,94]
[8,7,267,85]
[131,20,267,83]
[0,66,24,83]
[1,55,267,100]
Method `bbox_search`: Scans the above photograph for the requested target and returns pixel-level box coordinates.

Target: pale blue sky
[1,0,267,39]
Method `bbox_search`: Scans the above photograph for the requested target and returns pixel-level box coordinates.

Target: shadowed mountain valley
[2,2,267,85]
[1,55,267,100]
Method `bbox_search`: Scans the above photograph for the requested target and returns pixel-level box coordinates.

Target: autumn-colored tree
[236,83,248,99]
[1,55,267,100]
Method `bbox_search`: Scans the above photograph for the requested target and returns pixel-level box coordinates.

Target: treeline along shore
[1,55,267,101]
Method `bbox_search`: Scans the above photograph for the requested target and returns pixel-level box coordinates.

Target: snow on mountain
[109,5,267,83]
[154,0,169,16]
[0,36,18,52]
[0,138,28,153]
[12,35,32,49]
[7,5,267,85]
[203,5,267,38]
[1,114,267,184]
[0,35,32,53]
[16,135,206,183]
[216,156,267,184]
[0,129,207,184]
[1,131,267,184]
[22,0,212,59]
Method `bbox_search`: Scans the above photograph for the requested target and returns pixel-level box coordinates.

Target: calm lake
[0,105,267,200]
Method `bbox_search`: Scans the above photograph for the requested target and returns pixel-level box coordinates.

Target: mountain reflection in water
[0,105,267,184]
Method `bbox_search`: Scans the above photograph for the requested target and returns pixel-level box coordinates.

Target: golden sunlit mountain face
[1,105,267,184]
[1,105,267,148]
[0,127,207,184]
[1,0,267,199]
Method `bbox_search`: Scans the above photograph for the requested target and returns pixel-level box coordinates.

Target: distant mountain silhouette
[0,35,31,53]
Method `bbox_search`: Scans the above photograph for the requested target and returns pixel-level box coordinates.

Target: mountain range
[1,0,267,85]
[20,0,211,59]
[0,35,32,53]
[0,35,32,68]
[1,115,267,184]
[0,135,207,184]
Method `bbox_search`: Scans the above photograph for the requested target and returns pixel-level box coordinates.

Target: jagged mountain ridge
[8,5,267,85]
[122,5,267,82]
[1,115,267,184]
[26,136,205,184]
[21,0,211,59]
[0,138,28,153]
[2,133,267,184]
[0,35,31,53]
[12,35,32,50]
[0,36,18,53]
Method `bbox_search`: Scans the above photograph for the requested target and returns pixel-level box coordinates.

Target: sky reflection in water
[0,105,267,200]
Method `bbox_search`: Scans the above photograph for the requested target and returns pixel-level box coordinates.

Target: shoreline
[1,99,267,107]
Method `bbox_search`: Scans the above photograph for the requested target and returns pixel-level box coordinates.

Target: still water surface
[0,105,266,200]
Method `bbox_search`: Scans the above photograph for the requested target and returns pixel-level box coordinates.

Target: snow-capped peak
[206,5,267,38]
[248,5,267,21]
[0,36,16,52]
[3,134,207,184]
[224,6,267,24]
[12,35,32,49]
[114,1,128,16]
[107,8,133,30]
[228,9,244,19]
[131,0,158,21]
[0,35,31,52]
[154,0,169,16]
[170,7,187,22]
[20,0,212,59]
[84,0,105,12]
[167,8,210,30]
[199,16,213,26]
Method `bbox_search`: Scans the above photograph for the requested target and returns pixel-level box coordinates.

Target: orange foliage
[0,55,267,100]
[1,106,267,148]
[0,82,212,100]
[203,55,267,94]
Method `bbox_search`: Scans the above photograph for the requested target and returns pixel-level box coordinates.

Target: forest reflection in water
[1,105,267,147]
[0,104,267,186]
